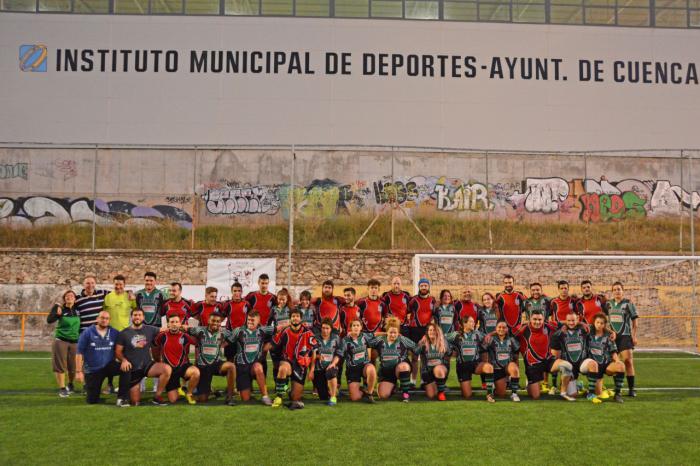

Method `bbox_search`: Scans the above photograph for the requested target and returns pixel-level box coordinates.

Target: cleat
[510,393,520,402]
[437,392,447,401]
[328,396,337,406]
[548,387,558,396]
[366,395,376,404]
[102,384,115,395]
[587,393,602,404]
[486,394,496,403]
[598,390,610,400]
[177,387,186,398]
[152,395,168,406]
[185,393,197,405]
[402,392,410,403]
[226,397,236,406]
[116,398,130,407]
[540,381,551,392]
[560,393,576,402]
[614,393,625,403]
[261,396,273,406]
[58,387,70,398]
[272,396,283,408]
[67,383,75,394]
[213,390,225,399]
[628,389,637,398]
[604,389,615,398]
[288,401,304,410]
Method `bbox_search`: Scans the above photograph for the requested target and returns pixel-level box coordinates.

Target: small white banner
[207,258,277,300]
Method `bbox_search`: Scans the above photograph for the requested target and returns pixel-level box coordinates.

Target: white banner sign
[207,258,276,300]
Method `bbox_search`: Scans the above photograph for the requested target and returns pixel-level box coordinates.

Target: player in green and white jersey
[415,322,451,401]
[483,320,521,402]
[604,281,639,397]
[524,282,554,392]
[297,290,315,330]
[433,289,458,335]
[370,317,417,402]
[329,318,378,403]
[588,312,626,403]
[310,318,341,406]
[228,310,275,405]
[447,315,494,402]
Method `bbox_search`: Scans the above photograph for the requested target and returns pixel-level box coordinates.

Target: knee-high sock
[399,371,411,394]
[484,374,495,395]
[510,377,520,394]
[614,374,625,394]
[436,377,447,393]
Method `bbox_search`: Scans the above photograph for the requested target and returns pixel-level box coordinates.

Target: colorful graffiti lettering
[203,185,281,216]
[435,182,491,211]
[580,192,647,222]
[0,162,29,180]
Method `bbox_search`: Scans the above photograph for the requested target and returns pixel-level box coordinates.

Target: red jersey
[575,294,607,325]
[455,300,479,327]
[357,297,387,333]
[272,326,317,367]
[381,290,411,324]
[222,299,249,330]
[408,294,436,328]
[513,321,558,365]
[162,298,193,322]
[153,330,197,367]
[495,291,527,330]
[340,304,360,334]
[190,301,223,326]
[312,296,343,332]
[245,291,277,326]
[550,296,577,324]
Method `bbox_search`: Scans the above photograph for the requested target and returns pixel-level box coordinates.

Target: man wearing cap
[407,278,436,387]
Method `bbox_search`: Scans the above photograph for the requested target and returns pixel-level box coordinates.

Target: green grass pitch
[1,352,699,465]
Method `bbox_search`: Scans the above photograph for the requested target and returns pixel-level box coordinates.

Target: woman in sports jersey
[484,321,521,402]
[328,318,377,403]
[297,290,315,330]
[415,322,451,401]
[434,289,458,335]
[310,318,341,406]
[269,288,292,376]
[604,281,639,397]
[589,313,626,403]
[370,317,416,402]
[478,293,500,335]
[447,315,495,402]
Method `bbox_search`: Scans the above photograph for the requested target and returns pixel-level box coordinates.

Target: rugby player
[454,289,479,331]
[313,280,344,335]
[309,318,341,406]
[495,275,527,333]
[447,315,494,402]
[370,317,416,402]
[524,282,553,392]
[604,281,639,397]
[407,278,436,387]
[588,313,626,403]
[415,322,450,401]
[190,286,224,327]
[329,318,377,403]
[228,310,275,405]
[484,321,521,402]
[381,276,411,335]
[153,314,200,404]
[162,282,193,324]
[297,290,315,329]
[434,289,458,335]
[576,280,607,325]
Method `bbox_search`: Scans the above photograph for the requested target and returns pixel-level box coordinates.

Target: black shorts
[421,364,448,385]
[127,362,156,387]
[616,335,635,352]
[289,361,308,385]
[525,359,555,385]
[313,366,338,400]
[596,361,611,378]
[224,344,236,362]
[235,363,257,392]
[166,363,193,392]
[457,361,480,382]
[379,365,398,384]
[407,326,427,344]
[571,360,583,379]
[197,361,228,395]
[346,364,370,384]
[493,368,507,381]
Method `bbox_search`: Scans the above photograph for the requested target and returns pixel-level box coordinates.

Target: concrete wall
[1,147,699,229]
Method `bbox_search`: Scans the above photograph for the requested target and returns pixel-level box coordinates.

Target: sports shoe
[628,389,637,397]
[185,393,197,405]
[214,390,225,399]
[560,393,576,402]
[540,381,551,392]
[152,395,168,406]
[226,397,236,406]
[486,394,496,403]
[177,387,186,398]
[58,387,70,398]
[598,390,610,400]
[548,386,558,396]
[67,383,75,394]
[116,398,130,407]
[510,393,520,402]
[366,395,376,404]
[437,392,446,401]
[288,401,304,410]
[401,392,410,403]
[272,396,283,408]
[604,388,615,398]
[614,393,625,403]
[102,384,114,395]
[328,396,337,406]
[587,393,602,404]
[261,396,273,406]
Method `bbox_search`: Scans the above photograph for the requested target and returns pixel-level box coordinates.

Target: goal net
[412,254,699,353]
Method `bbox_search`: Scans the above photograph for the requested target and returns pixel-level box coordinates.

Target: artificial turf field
[1,352,699,466]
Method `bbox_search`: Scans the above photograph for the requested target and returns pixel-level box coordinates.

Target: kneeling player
[188,311,236,405]
[484,321,521,402]
[271,308,317,410]
[228,311,275,405]
[310,318,341,406]
[447,315,494,402]
[415,323,451,401]
[329,319,377,403]
[588,313,626,403]
[154,314,200,404]
[370,317,416,402]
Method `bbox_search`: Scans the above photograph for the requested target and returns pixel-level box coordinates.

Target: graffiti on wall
[0,197,192,228]
[203,184,282,216]
[0,162,29,180]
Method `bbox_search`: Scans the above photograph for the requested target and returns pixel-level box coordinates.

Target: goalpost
[412,254,700,353]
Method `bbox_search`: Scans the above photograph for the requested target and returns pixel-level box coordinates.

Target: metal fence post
[191,147,197,250]
[584,152,589,252]
[680,152,685,252]
[391,147,395,250]
[485,152,493,251]
[91,145,98,251]
[288,145,295,290]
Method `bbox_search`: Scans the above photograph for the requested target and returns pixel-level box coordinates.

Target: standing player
[370,317,416,402]
[484,321,521,402]
[103,274,136,332]
[228,310,275,405]
[313,280,344,335]
[434,289,458,335]
[495,274,527,333]
[310,318,341,406]
[604,281,639,397]
[75,274,108,334]
[136,272,167,394]
[270,308,317,410]
[478,292,500,334]
[524,282,553,391]
[190,286,224,327]
[162,282,193,324]
[447,315,494,402]
[297,290,315,329]
[269,288,292,376]
[588,313,626,403]
[221,281,249,395]
[358,279,387,335]
[153,314,200,404]
[414,322,451,401]
[187,311,237,405]
[407,278,436,387]
[328,319,378,403]
[341,287,360,335]
[245,273,277,326]
[381,276,412,335]
[576,280,607,326]
[549,280,577,326]
[454,289,479,331]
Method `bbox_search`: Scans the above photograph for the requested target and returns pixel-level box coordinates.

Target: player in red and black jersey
[407,278,436,386]
[495,274,527,333]
[245,274,277,326]
[381,276,411,335]
[221,281,249,389]
[512,310,564,400]
[161,282,194,324]
[550,280,579,326]
[153,314,200,404]
[270,308,317,410]
[358,279,387,334]
[312,280,344,334]
[190,286,224,327]
[576,280,607,325]
[340,287,360,336]
[455,289,479,331]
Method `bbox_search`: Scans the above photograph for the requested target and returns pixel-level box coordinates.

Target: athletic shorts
[346,364,370,384]
[235,363,255,392]
[407,326,427,344]
[166,363,193,392]
[493,368,507,382]
[525,359,555,385]
[127,362,156,387]
[379,365,398,384]
[289,360,308,385]
[457,361,480,382]
[197,361,227,395]
[52,339,77,374]
[596,362,611,378]
[421,364,449,385]
[224,344,236,361]
[616,335,634,352]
